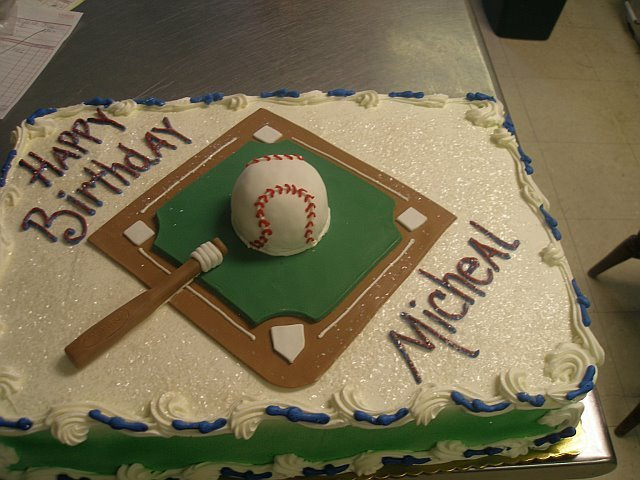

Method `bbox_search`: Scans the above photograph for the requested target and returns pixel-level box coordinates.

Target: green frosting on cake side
[2,408,556,475]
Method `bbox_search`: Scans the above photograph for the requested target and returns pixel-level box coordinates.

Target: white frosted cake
[0,90,604,479]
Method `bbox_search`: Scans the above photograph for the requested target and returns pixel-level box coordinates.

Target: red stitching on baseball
[251,181,318,250]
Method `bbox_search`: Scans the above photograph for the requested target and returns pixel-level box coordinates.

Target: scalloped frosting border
[0,414,582,480]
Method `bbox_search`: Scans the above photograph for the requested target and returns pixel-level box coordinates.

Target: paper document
[34,0,85,11]
[0,3,82,119]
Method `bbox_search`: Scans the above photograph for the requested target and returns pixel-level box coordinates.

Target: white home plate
[270,324,306,363]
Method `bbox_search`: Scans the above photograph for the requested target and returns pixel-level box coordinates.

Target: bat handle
[65,238,226,369]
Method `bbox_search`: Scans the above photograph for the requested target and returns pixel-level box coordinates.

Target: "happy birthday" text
[18,109,191,244]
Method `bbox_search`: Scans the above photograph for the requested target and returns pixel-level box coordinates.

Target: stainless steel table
[0,0,497,161]
[0,0,616,477]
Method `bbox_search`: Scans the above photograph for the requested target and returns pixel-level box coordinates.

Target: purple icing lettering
[117,143,156,171]
[470,221,520,251]
[21,207,87,244]
[76,181,103,207]
[422,308,456,333]
[51,147,81,170]
[428,290,469,321]
[388,321,435,385]
[71,119,102,145]
[151,117,192,144]
[82,166,123,195]
[59,190,96,216]
[468,237,511,272]
[391,312,479,384]
[91,159,139,186]
[87,108,126,131]
[401,313,479,359]
[418,268,485,304]
[457,257,493,285]
[57,130,88,154]
[18,152,64,187]
[144,131,176,158]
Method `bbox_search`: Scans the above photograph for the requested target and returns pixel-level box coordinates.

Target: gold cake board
[358,424,584,480]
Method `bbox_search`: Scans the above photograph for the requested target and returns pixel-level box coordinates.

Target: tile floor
[471,0,640,478]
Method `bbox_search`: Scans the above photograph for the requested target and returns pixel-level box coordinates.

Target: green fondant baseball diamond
[154,140,400,327]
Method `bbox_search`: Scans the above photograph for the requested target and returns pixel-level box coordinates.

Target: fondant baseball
[231,154,330,256]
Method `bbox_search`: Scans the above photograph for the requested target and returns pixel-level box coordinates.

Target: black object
[588,230,640,278]
[615,400,640,436]
[482,0,567,40]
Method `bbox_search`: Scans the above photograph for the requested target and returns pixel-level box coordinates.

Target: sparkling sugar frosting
[0,92,603,446]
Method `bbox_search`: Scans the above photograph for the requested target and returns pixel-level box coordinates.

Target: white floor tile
[539,142,640,219]
[476,0,640,475]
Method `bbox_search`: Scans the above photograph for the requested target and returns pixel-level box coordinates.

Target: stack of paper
[0,1,83,119]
